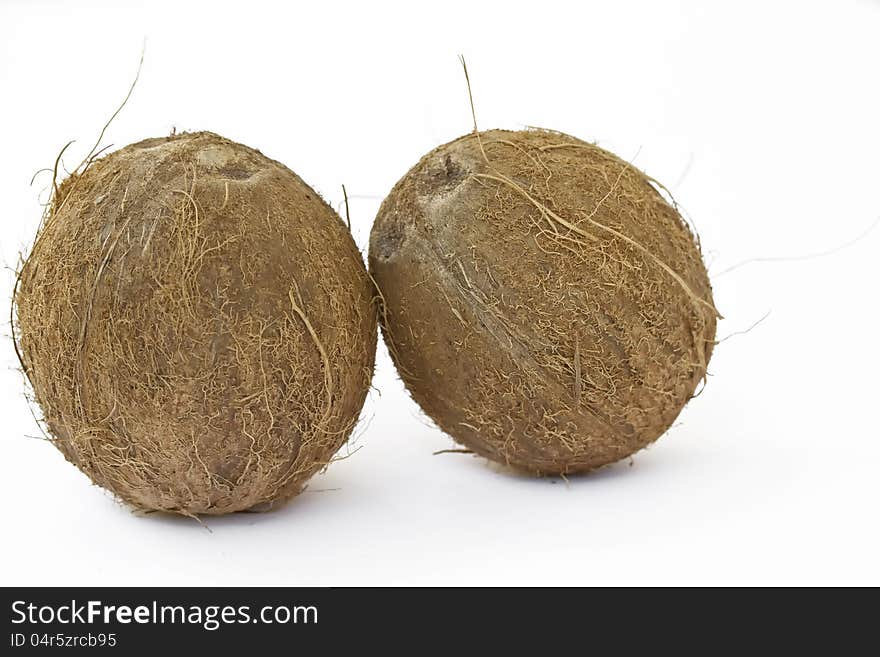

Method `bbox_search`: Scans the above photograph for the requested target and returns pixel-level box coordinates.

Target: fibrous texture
[15,132,377,514]
[369,129,717,474]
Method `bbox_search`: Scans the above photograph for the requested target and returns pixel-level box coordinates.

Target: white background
[1,0,878,586]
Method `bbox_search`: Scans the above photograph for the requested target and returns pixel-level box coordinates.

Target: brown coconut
[369,129,718,474]
[14,131,377,515]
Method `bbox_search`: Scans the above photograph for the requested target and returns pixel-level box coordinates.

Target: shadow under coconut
[434,435,696,488]
[104,480,348,531]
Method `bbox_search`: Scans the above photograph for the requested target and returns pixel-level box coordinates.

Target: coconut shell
[369,129,717,474]
[14,132,377,515]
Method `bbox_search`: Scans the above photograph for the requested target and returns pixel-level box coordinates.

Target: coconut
[14,131,377,515]
[369,129,718,474]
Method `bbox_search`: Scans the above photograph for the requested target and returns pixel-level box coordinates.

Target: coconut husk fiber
[369,129,718,474]
[14,131,377,515]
